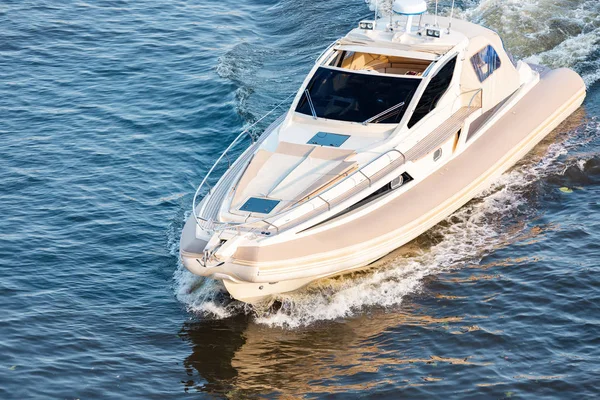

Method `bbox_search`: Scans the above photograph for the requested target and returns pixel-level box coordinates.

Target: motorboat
[180,0,586,303]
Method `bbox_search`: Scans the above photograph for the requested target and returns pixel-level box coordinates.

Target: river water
[1,0,599,398]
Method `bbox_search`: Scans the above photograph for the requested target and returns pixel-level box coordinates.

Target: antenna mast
[434,0,439,26]
[374,0,378,28]
[448,0,455,33]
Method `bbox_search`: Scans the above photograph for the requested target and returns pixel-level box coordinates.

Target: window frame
[295,66,422,124]
[407,54,458,129]
[471,45,502,83]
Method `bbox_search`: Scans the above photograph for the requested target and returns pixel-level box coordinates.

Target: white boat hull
[181,67,586,304]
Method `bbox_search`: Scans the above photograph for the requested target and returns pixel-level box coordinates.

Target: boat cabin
[202,1,533,228]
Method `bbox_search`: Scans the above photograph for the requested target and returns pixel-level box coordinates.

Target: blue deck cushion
[240,197,281,214]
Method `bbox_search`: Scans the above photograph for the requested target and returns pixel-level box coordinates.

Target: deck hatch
[308,132,350,148]
[240,197,280,214]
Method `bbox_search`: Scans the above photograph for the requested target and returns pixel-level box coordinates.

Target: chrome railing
[466,88,483,109]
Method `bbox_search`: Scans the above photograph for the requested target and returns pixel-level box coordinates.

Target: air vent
[308,132,350,148]
[240,197,280,214]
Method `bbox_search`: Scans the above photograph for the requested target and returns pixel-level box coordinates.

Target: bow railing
[192,94,295,231]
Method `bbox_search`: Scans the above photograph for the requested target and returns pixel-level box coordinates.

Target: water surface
[1,0,600,398]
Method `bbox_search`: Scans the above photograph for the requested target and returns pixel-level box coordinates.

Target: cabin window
[325,50,432,76]
[471,45,501,82]
[433,148,442,161]
[296,67,420,124]
[335,51,356,68]
[326,51,354,68]
[407,56,457,128]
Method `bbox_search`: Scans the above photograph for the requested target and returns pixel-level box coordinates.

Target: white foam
[526,28,600,87]
[366,0,600,86]
[461,0,600,86]
[366,0,393,17]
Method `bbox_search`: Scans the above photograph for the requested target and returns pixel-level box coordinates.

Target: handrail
[315,40,338,64]
[304,89,317,120]
[362,101,405,125]
[467,88,483,109]
[192,94,295,229]
[270,149,406,233]
[258,148,406,232]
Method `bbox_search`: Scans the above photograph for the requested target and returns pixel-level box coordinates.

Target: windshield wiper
[362,101,406,125]
[304,89,317,120]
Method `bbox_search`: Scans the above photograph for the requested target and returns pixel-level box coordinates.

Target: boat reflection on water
[178,301,492,397]
[179,316,249,395]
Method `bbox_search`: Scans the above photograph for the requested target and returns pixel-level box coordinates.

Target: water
[1,0,599,398]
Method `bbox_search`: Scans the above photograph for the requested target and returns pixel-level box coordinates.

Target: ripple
[1,0,600,398]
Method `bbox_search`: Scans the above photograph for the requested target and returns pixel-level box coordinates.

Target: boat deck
[199,114,286,228]
[233,68,586,268]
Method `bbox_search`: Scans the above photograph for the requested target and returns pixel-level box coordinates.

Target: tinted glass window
[471,45,501,82]
[296,67,420,124]
[408,56,457,128]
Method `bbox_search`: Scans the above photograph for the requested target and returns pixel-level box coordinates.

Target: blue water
[1,0,600,398]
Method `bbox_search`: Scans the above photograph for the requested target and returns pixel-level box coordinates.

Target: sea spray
[364,0,600,86]
[461,0,600,86]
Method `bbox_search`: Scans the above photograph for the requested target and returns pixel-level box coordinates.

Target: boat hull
[181,67,586,304]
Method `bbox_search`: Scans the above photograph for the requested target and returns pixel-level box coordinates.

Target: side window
[338,51,356,68]
[471,45,501,82]
[325,51,355,68]
[408,56,457,128]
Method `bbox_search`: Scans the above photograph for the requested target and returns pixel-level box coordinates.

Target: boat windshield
[296,67,421,124]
